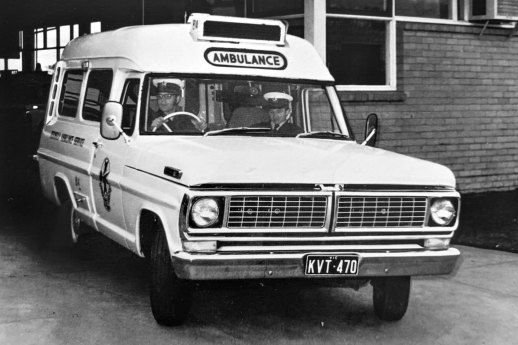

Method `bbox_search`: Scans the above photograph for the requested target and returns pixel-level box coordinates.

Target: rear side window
[82,70,113,122]
[58,70,84,117]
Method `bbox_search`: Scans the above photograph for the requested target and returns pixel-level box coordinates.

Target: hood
[134,136,456,188]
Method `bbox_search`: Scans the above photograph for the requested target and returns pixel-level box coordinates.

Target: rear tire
[149,229,192,326]
[372,276,411,321]
[51,200,78,248]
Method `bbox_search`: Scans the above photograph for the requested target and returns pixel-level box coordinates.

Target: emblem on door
[99,157,112,211]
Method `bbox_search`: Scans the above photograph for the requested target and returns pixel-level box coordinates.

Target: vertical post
[463,0,470,21]
[450,0,458,20]
[22,29,35,71]
[304,0,326,63]
[142,0,145,25]
[79,23,89,36]
[56,26,60,64]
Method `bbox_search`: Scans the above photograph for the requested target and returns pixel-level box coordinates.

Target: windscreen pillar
[304,0,326,63]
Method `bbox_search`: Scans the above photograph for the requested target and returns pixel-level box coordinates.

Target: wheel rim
[70,207,80,243]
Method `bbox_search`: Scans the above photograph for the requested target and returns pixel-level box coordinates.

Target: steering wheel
[151,111,201,132]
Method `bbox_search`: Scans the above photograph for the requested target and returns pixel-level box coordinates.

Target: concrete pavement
[0,204,517,345]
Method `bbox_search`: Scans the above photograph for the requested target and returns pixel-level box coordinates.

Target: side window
[120,79,140,135]
[305,89,339,132]
[58,70,84,117]
[82,69,113,122]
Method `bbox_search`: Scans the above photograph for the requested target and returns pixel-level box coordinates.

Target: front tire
[372,276,411,321]
[149,229,193,326]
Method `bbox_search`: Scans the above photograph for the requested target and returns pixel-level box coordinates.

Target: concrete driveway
[0,207,517,345]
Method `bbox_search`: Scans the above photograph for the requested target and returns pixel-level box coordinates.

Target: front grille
[336,196,427,228]
[227,196,327,228]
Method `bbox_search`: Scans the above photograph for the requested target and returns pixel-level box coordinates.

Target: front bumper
[171,247,460,280]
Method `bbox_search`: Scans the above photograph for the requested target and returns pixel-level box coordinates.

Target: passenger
[150,80,206,133]
[254,92,303,136]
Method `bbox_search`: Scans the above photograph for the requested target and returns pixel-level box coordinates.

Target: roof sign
[204,48,287,70]
[189,13,286,45]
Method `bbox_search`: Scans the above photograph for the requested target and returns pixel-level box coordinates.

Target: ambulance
[37,14,460,325]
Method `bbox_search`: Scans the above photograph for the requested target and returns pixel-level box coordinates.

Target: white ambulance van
[37,14,460,325]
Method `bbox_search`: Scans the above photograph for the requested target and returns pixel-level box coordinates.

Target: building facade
[344,22,518,193]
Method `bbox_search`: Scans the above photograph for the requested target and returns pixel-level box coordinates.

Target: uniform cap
[153,79,182,95]
[263,92,293,109]
[157,82,181,95]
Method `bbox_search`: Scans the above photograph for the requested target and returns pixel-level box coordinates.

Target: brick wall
[341,22,518,194]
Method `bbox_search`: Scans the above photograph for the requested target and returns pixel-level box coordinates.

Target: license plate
[304,255,359,276]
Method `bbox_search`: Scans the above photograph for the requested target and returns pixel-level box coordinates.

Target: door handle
[93,141,103,149]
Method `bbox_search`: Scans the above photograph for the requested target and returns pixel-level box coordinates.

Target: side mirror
[101,101,123,140]
[362,113,378,147]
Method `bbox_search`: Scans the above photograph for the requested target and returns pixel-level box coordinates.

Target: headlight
[429,199,456,226]
[191,198,220,227]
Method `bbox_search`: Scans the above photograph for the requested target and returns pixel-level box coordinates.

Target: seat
[227,106,269,128]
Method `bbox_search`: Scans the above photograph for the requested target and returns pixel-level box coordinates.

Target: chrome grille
[227,196,327,228]
[336,196,427,228]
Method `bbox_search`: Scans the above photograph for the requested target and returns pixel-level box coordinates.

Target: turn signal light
[424,238,450,250]
[183,240,217,253]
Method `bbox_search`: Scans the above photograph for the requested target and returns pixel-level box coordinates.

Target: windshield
[140,75,350,138]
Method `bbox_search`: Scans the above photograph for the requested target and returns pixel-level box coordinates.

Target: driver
[150,80,206,133]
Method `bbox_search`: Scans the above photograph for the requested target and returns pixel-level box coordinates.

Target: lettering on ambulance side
[204,48,287,70]
[50,131,85,148]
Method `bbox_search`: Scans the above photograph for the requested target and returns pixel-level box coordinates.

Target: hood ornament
[318,184,342,192]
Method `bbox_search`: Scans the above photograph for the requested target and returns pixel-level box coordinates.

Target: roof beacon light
[188,13,286,46]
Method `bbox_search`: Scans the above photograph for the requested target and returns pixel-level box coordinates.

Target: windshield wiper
[296,131,351,140]
[204,127,271,136]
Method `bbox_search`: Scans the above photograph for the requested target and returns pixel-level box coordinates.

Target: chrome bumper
[171,248,460,280]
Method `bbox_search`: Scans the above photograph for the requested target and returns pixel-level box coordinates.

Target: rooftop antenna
[184,11,188,23]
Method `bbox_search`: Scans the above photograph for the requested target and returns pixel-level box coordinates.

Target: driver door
[89,74,140,248]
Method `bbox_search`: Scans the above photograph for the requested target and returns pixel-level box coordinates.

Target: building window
[35,49,57,70]
[246,0,303,17]
[210,0,242,16]
[33,23,94,72]
[396,0,454,19]
[285,17,304,38]
[326,1,395,90]
[34,27,57,70]
[326,0,458,90]
[59,25,71,46]
[7,53,23,71]
[327,0,391,16]
[327,18,389,86]
[90,22,101,33]
[1,31,23,71]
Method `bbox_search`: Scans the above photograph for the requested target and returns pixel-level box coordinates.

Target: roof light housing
[188,13,287,46]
